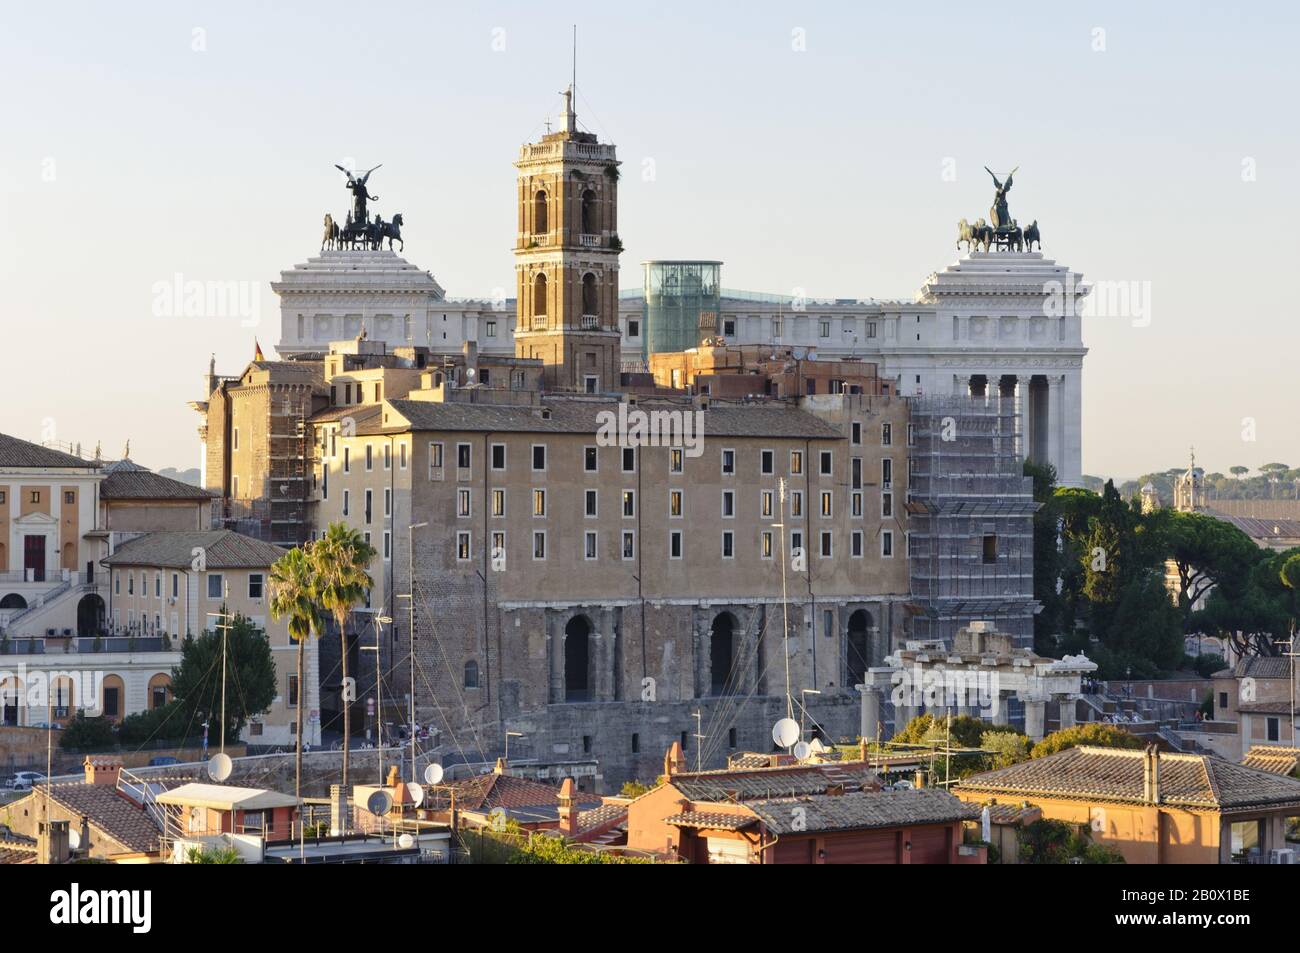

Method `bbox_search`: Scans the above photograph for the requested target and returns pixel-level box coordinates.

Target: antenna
[692,709,705,772]
[572,24,577,97]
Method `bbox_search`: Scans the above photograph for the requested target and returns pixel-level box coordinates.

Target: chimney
[913,769,927,790]
[663,741,686,778]
[494,757,508,775]
[37,819,70,865]
[78,816,90,856]
[557,778,578,836]
[83,757,121,787]
[1143,745,1161,804]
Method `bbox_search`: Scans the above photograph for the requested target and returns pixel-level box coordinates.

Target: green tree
[1162,510,1259,630]
[1229,466,1249,480]
[980,729,1031,770]
[59,711,116,751]
[1019,818,1125,864]
[169,613,277,742]
[312,522,376,790]
[269,544,324,802]
[1029,722,1144,759]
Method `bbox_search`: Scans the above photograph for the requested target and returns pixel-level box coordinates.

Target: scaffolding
[905,395,1040,645]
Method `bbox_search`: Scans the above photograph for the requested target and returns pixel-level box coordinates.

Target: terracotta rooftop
[426,772,600,813]
[102,530,286,570]
[1215,656,1293,680]
[747,788,978,835]
[33,782,166,854]
[664,811,755,831]
[956,746,1300,812]
[1241,745,1300,776]
[100,461,213,501]
[0,433,93,469]
[668,762,879,803]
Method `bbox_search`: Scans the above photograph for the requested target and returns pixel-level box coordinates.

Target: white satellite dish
[405,782,424,806]
[793,741,811,761]
[397,833,415,849]
[423,763,444,786]
[367,790,393,816]
[207,752,232,782]
[68,829,81,850]
[771,718,800,748]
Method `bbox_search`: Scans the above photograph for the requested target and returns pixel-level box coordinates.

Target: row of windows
[0,490,76,505]
[450,528,899,562]
[325,441,408,473]
[114,571,264,600]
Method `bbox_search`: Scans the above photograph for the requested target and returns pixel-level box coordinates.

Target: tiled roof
[310,404,381,425]
[1213,514,1300,542]
[0,847,37,864]
[576,801,630,835]
[0,433,93,469]
[748,789,978,835]
[978,802,1043,826]
[1236,701,1300,715]
[427,772,600,813]
[669,763,879,803]
[1241,746,1300,776]
[100,463,213,501]
[956,746,1300,811]
[102,530,286,569]
[664,811,755,831]
[1229,656,1293,680]
[385,397,844,440]
[37,783,163,854]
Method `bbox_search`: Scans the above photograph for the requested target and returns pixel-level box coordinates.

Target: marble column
[859,685,882,742]
[991,694,1010,726]
[1025,698,1047,742]
[1059,697,1077,730]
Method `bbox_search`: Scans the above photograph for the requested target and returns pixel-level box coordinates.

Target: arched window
[533,272,548,318]
[0,593,27,610]
[148,673,172,710]
[463,660,480,689]
[710,612,737,696]
[580,188,597,235]
[847,609,872,688]
[581,272,598,319]
[77,593,105,638]
[564,616,591,702]
[534,190,548,236]
[102,674,126,723]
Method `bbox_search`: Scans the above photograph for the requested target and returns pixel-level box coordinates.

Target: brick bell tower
[514,86,622,392]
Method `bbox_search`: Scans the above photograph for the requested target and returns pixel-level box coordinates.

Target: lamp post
[403,522,428,782]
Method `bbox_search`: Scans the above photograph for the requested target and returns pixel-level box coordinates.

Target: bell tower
[514,86,622,392]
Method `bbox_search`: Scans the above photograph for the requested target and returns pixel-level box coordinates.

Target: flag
[254,339,265,362]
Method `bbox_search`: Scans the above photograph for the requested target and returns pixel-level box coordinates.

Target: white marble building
[272,250,516,359]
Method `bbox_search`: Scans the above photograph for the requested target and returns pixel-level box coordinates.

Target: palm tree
[312,523,377,791]
[269,545,322,803]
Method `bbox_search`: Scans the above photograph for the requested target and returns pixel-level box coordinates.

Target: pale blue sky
[1,1,1296,480]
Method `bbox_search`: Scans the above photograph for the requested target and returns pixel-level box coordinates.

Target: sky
[1,1,1297,481]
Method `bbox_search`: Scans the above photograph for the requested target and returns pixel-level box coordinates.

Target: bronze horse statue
[1023,219,1041,251]
[958,217,994,253]
[378,212,404,252]
[322,213,340,250]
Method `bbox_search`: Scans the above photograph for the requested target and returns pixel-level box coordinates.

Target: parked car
[6,771,47,791]
[147,756,180,767]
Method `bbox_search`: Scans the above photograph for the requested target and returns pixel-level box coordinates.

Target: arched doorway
[101,674,125,723]
[710,612,737,696]
[564,616,591,702]
[77,593,105,637]
[847,609,872,688]
[0,593,27,611]
[148,673,172,710]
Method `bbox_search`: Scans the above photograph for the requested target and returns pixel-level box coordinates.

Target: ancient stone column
[859,684,881,741]
[1059,696,1077,730]
[1024,699,1047,742]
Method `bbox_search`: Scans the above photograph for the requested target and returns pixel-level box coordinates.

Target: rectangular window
[721,531,734,559]
[172,573,179,598]
[761,490,773,519]
[491,531,505,561]
[622,447,636,473]
[819,319,830,338]
[882,531,894,558]
[584,446,598,472]
[669,490,683,518]
[622,490,635,518]
[456,531,471,561]
[364,488,373,523]
[428,442,444,478]
[622,531,635,560]
[820,491,832,517]
[761,449,774,475]
[248,573,264,599]
[983,534,998,564]
[791,531,803,557]
[585,489,598,518]
[790,491,803,518]
[365,444,373,471]
[399,443,407,469]
[1268,717,1281,742]
[761,531,773,559]
[882,492,893,518]
[533,488,547,517]
[882,458,893,488]
[790,450,803,475]
[64,491,76,505]
[457,488,471,518]
[721,449,736,475]
[851,530,863,558]
[207,574,224,599]
[287,675,299,707]
[342,489,350,517]
[820,450,833,475]
[820,531,833,558]
[491,443,507,471]
[882,423,892,446]
[722,490,735,518]
[669,531,683,559]
[533,531,547,560]
[851,422,862,445]
[669,448,683,474]
[384,487,391,517]
[457,443,472,470]
[492,488,505,517]
[383,530,391,560]
[532,444,547,471]
[584,531,598,560]
[343,447,350,473]
[852,457,862,490]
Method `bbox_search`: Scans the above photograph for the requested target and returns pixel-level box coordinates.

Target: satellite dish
[793,741,811,761]
[423,763,444,786]
[68,829,81,850]
[397,833,415,849]
[405,782,424,806]
[808,738,827,754]
[207,753,232,782]
[367,790,393,816]
[771,718,800,748]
